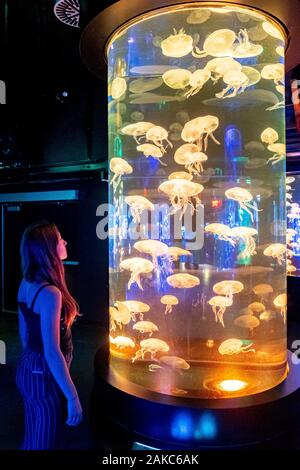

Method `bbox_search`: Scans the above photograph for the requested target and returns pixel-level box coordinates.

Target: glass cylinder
[107,3,287,399]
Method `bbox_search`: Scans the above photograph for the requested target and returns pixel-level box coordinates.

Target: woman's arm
[18,308,28,350]
[40,286,78,401]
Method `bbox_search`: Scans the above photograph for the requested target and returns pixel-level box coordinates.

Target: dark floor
[0,313,105,450]
[2,312,300,451]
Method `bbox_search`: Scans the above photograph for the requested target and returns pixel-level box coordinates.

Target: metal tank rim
[79,0,294,79]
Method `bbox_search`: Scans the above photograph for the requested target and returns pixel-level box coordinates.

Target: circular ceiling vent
[54,0,80,28]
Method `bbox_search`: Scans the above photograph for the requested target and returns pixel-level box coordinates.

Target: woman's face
[57,232,68,260]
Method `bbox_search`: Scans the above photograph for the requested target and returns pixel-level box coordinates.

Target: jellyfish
[215,70,249,99]
[166,246,192,261]
[286,176,295,185]
[109,303,131,331]
[162,68,192,90]
[158,179,203,218]
[260,127,279,145]
[160,295,179,314]
[218,339,255,355]
[130,111,145,122]
[184,69,211,98]
[267,143,285,165]
[110,336,135,350]
[159,356,190,370]
[168,171,193,181]
[110,77,127,100]
[287,229,297,245]
[213,280,244,300]
[161,28,194,58]
[132,338,170,362]
[121,121,155,144]
[129,77,163,94]
[241,66,261,88]
[187,9,211,24]
[204,57,242,83]
[261,64,284,86]
[204,223,236,246]
[181,115,220,151]
[247,302,265,316]
[208,295,233,327]
[145,126,173,154]
[109,158,133,192]
[225,187,260,222]
[125,195,154,223]
[274,293,287,323]
[262,21,285,40]
[132,321,159,336]
[234,314,260,334]
[252,283,274,301]
[287,264,297,275]
[133,239,169,269]
[174,144,208,175]
[230,227,258,259]
[169,122,183,133]
[167,273,200,289]
[119,257,154,290]
[192,29,236,58]
[231,29,263,58]
[176,111,190,124]
[263,243,286,265]
[259,310,276,321]
[117,300,150,322]
[136,143,167,166]
[248,24,269,42]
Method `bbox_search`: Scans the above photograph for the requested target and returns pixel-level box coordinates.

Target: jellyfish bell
[208,295,233,327]
[230,226,258,258]
[160,295,179,314]
[125,195,154,223]
[133,239,169,269]
[118,300,150,322]
[136,143,167,166]
[161,28,194,58]
[166,246,192,261]
[158,179,204,218]
[253,283,274,299]
[181,115,220,151]
[119,257,154,290]
[145,126,173,154]
[263,243,286,265]
[110,77,127,100]
[231,29,263,58]
[267,143,285,165]
[131,111,145,122]
[193,29,236,58]
[167,273,200,289]
[218,338,255,355]
[225,187,260,222]
[184,69,211,98]
[204,223,236,246]
[234,314,260,331]
[260,127,279,145]
[262,21,285,41]
[213,280,244,299]
[247,302,266,315]
[110,335,136,350]
[241,66,261,87]
[204,57,242,83]
[174,143,208,175]
[186,9,211,24]
[286,176,295,184]
[168,171,193,181]
[261,64,284,85]
[162,68,192,91]
[215,70,249,99]
[109,157,133,191]
[121,121,156,143]
[132,321,159,336]
[274,293,287,323]
[129,77,163,94]
[159,355,190,370]
[132,338,170,362]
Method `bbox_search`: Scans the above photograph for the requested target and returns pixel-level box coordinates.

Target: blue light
[171,412,193,440]
[194,413,217,440]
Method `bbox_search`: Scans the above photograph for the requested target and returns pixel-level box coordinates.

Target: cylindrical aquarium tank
[107,3,287,399]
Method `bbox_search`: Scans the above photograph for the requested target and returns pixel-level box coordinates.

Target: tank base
[90,347,300,449]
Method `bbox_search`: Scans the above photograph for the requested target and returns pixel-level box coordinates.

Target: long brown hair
[20,221,79,327]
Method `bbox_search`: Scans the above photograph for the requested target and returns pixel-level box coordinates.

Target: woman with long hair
[16,221,82,450]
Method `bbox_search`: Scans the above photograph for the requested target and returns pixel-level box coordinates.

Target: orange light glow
[218,379,247,392]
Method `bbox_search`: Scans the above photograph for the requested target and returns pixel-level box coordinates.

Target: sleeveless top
[18,284,73,358]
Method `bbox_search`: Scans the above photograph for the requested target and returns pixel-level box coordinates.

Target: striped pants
[16,347,72,450]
